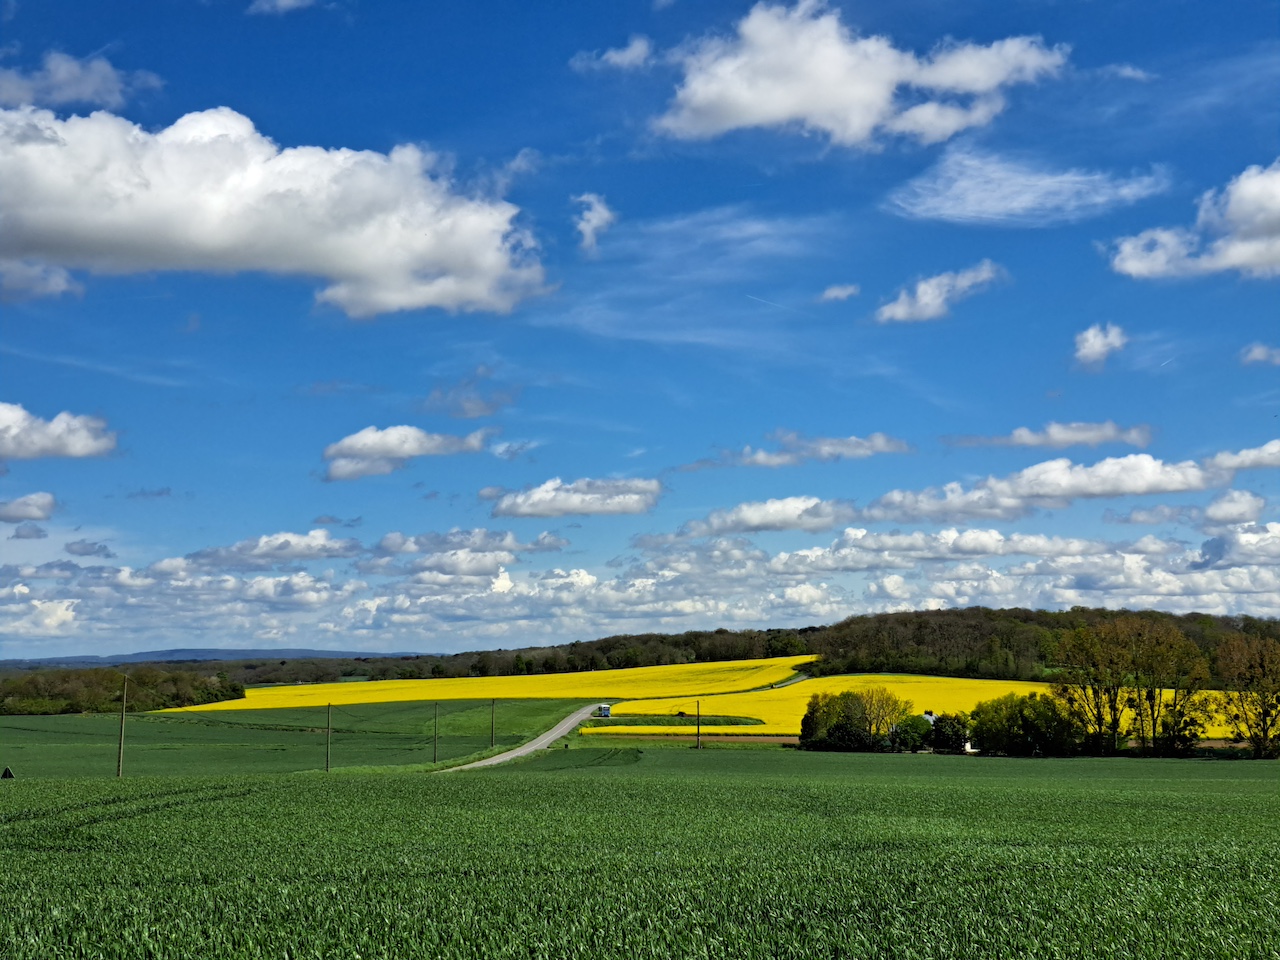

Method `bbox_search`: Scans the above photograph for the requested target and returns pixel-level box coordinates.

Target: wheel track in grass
[0,783,263,837]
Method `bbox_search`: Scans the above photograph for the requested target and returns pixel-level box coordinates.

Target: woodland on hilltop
[185,606,1274,687]
[0,666,244,715]
[3,607,1279,716]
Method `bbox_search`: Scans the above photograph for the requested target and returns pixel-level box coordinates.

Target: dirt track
[440,703,601,772]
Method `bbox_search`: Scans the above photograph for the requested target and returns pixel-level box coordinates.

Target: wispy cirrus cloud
[247,0,317,15]
[537,205,837,349]
[887,146,1169,226]
[425,367,520,419]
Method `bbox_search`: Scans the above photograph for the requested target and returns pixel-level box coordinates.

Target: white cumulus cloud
[1242,343,1280,366]
[887,147,1169,226]
[949,420,1151,450]
[674,496,858,539]
[489,477,662,517]
[690,430,909,469]
[1074,323,1127,365]
[1209,439,1280,472]
[738,430,909,466]
[655,1,1066,147]
[818,283,860,301]
[864,453,1221,523]
[573,193,617,253]
[0,491,56,522]
[2,597,78,636]
[1204,490,1266,525]
[0,402,116,460]
[324,426,492,481]
[0,258,79,300]
[0,106,543,317]
[0,51,161,109]
[571,35,654,71]
[876,259,1001,322]
[183,528,362,571]
[1112,157,1280,279]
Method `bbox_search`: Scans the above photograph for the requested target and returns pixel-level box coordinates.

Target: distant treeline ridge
[5,608,1277,710]
[0,667,245,715]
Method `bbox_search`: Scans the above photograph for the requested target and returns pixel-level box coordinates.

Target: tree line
[800,615,1280,759]
[12,606,1268,691]
[0,667,245,715]
[4,606,1279,721]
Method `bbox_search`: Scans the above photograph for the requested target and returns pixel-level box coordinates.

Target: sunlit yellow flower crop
[163,655,817,712]
[590,673,1233,738]
[590,675,1054,736]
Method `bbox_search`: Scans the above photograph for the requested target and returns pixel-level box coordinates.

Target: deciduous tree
[1218,632,1280,759]
[1052,625,1131,754]
[1123,617,1210,757]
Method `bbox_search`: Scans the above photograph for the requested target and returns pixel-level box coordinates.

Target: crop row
[2,750,1277,958]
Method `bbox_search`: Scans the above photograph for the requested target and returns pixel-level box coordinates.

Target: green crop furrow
[1,750,1277,959]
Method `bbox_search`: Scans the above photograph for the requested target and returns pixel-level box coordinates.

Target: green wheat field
[3,747,1277,959]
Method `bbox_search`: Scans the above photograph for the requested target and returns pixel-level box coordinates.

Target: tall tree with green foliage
[929,712,970,753]
[1052,625,1131,755]
[1124,617,1210,757]
[1217,632,1280,759]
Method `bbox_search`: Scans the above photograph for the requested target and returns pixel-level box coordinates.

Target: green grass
[0,698,589,777]
[1,748,1277,958]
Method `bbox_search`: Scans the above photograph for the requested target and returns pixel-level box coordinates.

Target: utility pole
[433,702,439,764]
[326,703,332,773]
[490,698,496,749]
[116,674,128,778]
[696,699,702,750]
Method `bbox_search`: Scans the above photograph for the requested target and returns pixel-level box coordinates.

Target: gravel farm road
[439,703,601,772]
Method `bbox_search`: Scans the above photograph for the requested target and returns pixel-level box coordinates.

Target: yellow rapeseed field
[587,674,1053,736]
[589,673,1235,738]
[165,655,817,712]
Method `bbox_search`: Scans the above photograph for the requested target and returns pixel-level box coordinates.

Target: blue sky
[1,0,1278,656]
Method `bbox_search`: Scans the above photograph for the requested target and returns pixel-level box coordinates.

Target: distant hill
[4,607,1278,687]
[0,648,425,669]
